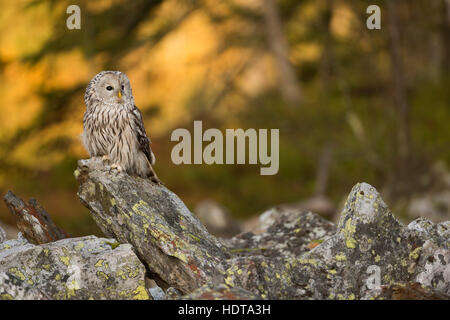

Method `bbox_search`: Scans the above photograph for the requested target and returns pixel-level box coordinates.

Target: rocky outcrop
[0,234,148,300]
[75,157,230,294]
[207,183,450,299]
[1,156,449,300]
[73,158,450,300]
[222,208,336,259]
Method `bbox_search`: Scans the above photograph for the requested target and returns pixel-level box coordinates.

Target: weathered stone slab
[75,157,230,294]
[208,183,450,299]
[0,235,148,300]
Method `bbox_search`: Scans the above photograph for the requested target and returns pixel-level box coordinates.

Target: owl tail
[147,164,163,185]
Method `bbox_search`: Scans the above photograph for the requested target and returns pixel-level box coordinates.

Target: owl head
[85,71,134,107]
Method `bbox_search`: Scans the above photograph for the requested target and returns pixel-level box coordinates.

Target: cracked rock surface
[208,183,450,299]
[75,158,229,294]
[3,156,449,300]
[0,235,148,300]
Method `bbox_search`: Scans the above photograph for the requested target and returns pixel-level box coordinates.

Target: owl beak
[117,91,122,99]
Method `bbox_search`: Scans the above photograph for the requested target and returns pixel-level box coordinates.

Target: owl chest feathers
[83,103,140,167]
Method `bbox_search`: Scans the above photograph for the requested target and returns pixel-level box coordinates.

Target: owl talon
[110,163,123,173]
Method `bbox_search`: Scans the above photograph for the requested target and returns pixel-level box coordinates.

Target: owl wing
[132,106,155,165]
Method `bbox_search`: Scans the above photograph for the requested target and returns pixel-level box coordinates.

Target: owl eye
[121,85,124,90]
[106,86,113,91]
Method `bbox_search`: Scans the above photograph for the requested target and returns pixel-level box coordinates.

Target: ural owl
[82,71,160,183]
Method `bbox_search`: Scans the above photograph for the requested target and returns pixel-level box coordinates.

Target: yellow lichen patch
[1,293,13,300]
[116,269,127,280]
[75,241,85,250]
[43,248,49,257]
[126,266,140,278]
[335,253,347,261]
[299,258,317,266]
[348,294,356,300]
[106,241,120,249]
[328,269,337,274]
[225,276,234,286]
[8,267,26,281]
[409,247,422,260]
[132,200,149,217]
[375,255,381,263]
[133,284,150,300]
[67,278,80,290]
[110,198,116,206]
[188,233,201,242]
[343,218,357,249]
[66,287,76,299]
[42,264,51,270]
[142,223,149,235]
[59,255,71,266]
[55,274,61,281]
[96,271,109,281]
[95,259,104,268]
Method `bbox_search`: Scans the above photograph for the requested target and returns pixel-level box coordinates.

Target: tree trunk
[386,0,411,193]
[262,0,302,107]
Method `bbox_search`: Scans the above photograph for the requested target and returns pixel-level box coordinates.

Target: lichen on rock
[0,235,148,300]
[75,157,230,294]
[193,182,450,299]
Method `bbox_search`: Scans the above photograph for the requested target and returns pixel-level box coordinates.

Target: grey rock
[164,287,183,300]
[148,285,165,300]
[223,208,335,259]
[408,218,450,249]
[206,182,450,299]
[73,158,450,300]
[0,272,49,300]
[75,158,230,295]
[0,235,149,300]
[0,232,31,255]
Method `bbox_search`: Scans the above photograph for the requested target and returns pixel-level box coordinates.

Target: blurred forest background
[0,0,449,237]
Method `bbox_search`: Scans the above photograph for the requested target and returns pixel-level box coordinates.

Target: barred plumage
[82,71,159,182]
